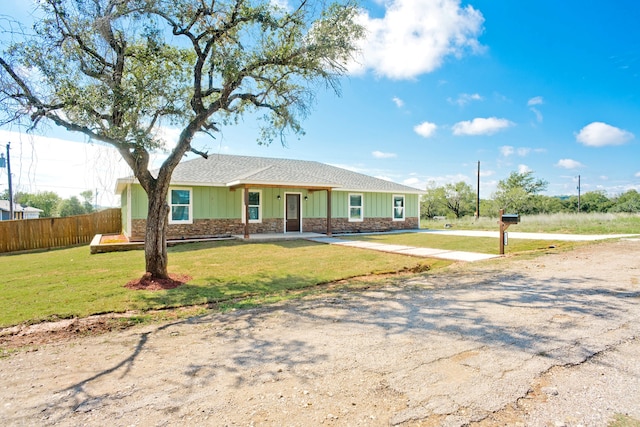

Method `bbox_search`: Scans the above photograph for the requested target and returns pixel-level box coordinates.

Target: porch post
[244,186,250,239]
[326,188,332,236]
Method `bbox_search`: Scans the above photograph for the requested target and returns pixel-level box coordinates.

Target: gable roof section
[116,154,424,194]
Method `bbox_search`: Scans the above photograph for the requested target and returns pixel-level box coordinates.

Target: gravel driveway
[1,238,639,426]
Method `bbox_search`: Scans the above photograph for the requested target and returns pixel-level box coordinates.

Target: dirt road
[1,239,639,426]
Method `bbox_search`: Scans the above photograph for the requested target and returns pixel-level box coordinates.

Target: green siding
[330,192,419,219]
[259,188,323,219]
[127,184,419,221]
[121,186,129,233]
[294,189,327,219]
[193,187,242,219]
[367,193,389,218]
[130,185,243,219]
[261,188,283,219]
[406,194,419,217]
[332,192,347,218]
[130,185,149,219]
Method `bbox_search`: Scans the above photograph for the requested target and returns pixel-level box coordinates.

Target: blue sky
[1,0,639,206]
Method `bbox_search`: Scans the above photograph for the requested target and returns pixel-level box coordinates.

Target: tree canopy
[1,0,364,278]
[14,191,61,217]
[442,181,475,218]
[421,174,640,219]
[493,171,548,214]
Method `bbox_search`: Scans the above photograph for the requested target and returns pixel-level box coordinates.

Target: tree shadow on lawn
[166,238,322,254]
[130,272,330,309]
[40,268,640,423]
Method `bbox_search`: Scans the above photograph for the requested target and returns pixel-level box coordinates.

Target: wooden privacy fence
[0,208,121,253]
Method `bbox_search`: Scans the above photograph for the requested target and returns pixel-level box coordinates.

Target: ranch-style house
[116,154,424,240]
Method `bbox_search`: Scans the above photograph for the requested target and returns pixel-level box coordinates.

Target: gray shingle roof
[116,154,424,194]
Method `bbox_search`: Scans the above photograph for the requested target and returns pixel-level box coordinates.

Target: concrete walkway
[308,229,640,262]
[308,236,500,262]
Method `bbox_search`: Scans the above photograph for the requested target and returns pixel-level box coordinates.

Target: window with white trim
[393,195,405,221]
[349,193,363,222]
[248,190,262,223]
[169,188,192,224]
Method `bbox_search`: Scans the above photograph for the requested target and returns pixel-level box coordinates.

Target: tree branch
[189,146,208,159]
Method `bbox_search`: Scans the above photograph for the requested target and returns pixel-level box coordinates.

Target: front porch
[233,232,325,242]
[90,232,327,254]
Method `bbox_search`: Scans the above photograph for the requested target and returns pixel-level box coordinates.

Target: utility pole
[7,143,13,220]
[0,143,13,219]
[577,175,581,213]
[476,160,480,219]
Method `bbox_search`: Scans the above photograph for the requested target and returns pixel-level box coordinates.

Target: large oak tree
[0,0,363,278]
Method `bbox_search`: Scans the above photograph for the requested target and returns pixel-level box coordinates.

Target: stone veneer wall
[130,217,419,240]
[303,217,419,234]
[130,218,283,241]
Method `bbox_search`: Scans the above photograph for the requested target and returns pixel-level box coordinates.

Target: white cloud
[635,171,640,178]
[527,96,544,123]
[576,122,634,147]
[372,150,397,159]
[501,146,534,157]
[392,97,404,108]
[527,96,544,106]
[413,121,437,138]
[403,177,420,186]
[350,0,485,79]
[530,107,543,123]
[500,145,514,157]
[424,173,472,187]
[154,125,182,151]
[518,164,531,174]
[556,158,584,169]
[269,0,290,10]
[452,117,514,136]
[448,93,483,106]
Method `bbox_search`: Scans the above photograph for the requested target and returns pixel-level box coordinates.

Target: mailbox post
[498,209,520,255]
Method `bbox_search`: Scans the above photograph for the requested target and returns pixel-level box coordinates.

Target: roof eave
[226,180,342,190]
[115,177,136,195]
[335,187,426,195]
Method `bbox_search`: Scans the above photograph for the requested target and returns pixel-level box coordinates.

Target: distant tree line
[0,189,95,217]
[422,171,640,219]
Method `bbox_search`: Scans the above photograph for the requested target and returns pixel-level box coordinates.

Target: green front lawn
[0,240,442,328]
[341,232,583,255]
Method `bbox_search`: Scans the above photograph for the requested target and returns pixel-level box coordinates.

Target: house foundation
[129,217,419,241]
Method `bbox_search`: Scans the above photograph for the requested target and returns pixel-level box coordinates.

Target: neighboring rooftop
[116,154,424,194]
[0,200,44,213]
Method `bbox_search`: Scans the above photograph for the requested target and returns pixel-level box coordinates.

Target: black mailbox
[501,214,520,224]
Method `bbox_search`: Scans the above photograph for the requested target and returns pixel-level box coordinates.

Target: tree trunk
[144,185,170,279]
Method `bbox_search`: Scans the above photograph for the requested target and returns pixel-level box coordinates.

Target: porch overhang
[226,180,341,192]
[228,182,338,239]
